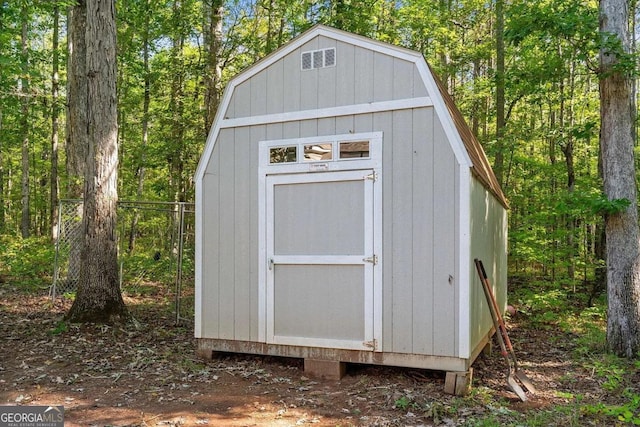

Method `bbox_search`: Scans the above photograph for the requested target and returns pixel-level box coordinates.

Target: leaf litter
[0,285,635,426]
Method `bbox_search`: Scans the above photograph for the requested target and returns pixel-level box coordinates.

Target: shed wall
[468,177,508,351]
[200,112,461,356]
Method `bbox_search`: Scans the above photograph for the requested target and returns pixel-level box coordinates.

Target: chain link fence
[51,199,195,324]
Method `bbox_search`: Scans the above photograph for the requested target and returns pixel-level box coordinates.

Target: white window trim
[259,132,382,175]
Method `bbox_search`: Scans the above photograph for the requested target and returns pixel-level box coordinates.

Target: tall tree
[66,1,88,200]
[126,0,153,254]
[599,0,640,357]
[65,0,89,286]
[19,2,30,238]
[168,0,187,204]
[51,3,61,241]
[66,0,128,323]
[494,0,506,187]
[0,106,4,232]
[204,0,224,131]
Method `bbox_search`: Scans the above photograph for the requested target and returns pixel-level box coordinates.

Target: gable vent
[301,48,336,70]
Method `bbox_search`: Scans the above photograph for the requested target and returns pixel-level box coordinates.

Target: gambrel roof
[196,24,507,208]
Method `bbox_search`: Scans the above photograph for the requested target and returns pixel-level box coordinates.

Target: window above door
[260,132,382,174]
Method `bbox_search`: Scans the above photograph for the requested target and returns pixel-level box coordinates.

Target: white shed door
[265,170,377,351]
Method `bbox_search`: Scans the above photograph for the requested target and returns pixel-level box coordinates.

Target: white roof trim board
[219,97,433,129]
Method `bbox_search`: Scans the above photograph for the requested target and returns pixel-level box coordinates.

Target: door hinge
[363,339,377,350]
[365,171,378,181]
[363,255,378,265]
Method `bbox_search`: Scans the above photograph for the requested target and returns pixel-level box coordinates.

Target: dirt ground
[0,284,633,427]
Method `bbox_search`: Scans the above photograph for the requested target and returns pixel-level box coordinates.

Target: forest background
[2,0,632,296]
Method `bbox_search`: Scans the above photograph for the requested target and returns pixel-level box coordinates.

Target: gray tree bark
[20,4,30,238]
[66,0,88,288]
[51,5,60,242]
[0,108,4,231]
[66,0,88,199]
[494,0,505,187]
[599,0,640,357]
[66,0,127,323]
[204,0,224,132]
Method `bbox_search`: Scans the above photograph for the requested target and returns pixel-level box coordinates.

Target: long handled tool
[474,258,536,401]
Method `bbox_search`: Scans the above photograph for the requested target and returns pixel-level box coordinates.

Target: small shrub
[584,390,640,425]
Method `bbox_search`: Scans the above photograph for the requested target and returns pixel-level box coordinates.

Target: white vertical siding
[300,39,319,111]
[335,41,355,106]
[373,53,394,102]
[354,47,374,104]
[266,58,284,114]
[250,125,267,341]
[393,57,414,99]
[412,107,435,355]
[390,109,414,354]
[282,48,301,112]
[317,37,336,109]
[217,128,236,339]
[469,177,508,351]
[201,144,221,338]
[250,66,268,116]
[234,126,252,340]
[431,117,457,357]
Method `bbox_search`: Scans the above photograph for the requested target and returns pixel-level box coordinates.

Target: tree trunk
[204,0,224,133]
[494,0,505,187]
[66,1,89,287]
[51,4,60,242]
[599,0,640,357]
[20,5,30,238]
[170,0,186,204]
[66,1,88,199]
[471,57,480,136]
[66,0,127,324]
[128,0,151,254]
[0,107,4,231]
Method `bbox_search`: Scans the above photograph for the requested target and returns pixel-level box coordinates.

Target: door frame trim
[265,169,374,351]
[258,132,382,350]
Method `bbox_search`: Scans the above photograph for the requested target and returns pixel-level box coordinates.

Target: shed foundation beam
[195,347,215,360]
[304,359,346,380]
[444,368,473,396]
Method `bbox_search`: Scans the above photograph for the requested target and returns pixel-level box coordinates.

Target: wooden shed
[194,25,508,382]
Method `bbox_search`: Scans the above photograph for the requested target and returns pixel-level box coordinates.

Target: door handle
[268,258,274,270]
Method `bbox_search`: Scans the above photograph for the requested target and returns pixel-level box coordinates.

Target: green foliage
[508,277,640,425]
[563,304,607,355]
[588,195,632,216]
[393,395,415,411]
[392,394,453,424]
[49,320,68,336]
[584,390,640,425]
[0,0,620,303]
[0,236,55,290]
[119,250,177,288]
[599,31,639,78]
